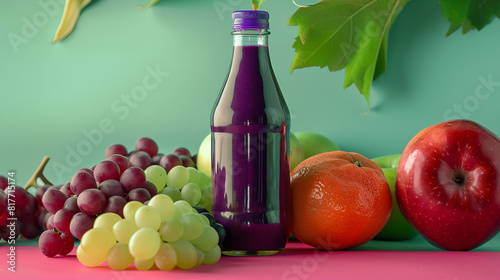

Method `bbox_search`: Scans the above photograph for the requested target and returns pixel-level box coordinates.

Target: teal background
[1,0,500,187]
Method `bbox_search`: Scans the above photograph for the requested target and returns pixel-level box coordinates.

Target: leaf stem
[138,0,160,10]
[291,0,309,8]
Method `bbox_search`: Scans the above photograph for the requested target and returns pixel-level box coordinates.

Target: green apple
[196,133,212,178]
[196,132,306,178]
[371,154,418,240]
[290,132,305,172]
[294,131,339,159]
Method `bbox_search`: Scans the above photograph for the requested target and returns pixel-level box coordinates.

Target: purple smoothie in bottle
[210,11,290,256]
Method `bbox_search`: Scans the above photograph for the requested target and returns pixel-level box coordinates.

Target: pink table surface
[2,235,500,280]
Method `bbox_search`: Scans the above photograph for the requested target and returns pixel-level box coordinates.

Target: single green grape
[80,227,116,257]
[180,213,205,241]
[145,165,167,192]
[149,194,174,222]
[189,224,219,251]
[186,167,200,185]
[181,183,202,206]
[123,201,144,222]
[154,242,177,271]
[202,245,221,265]
[197,171,211,188]
[106,242,134,270]
[135,205,162,230]
[159,217,184,243]
[194,246,204,267]
[167,165,189,189]
[134,257,155,271]
[162,186,182,202]
[173,200,195,219]
[198,214,210,226]
[198,185,213,212]
[113,219,139,245]
[128,227,161,260]
[170,239,198,270]
[77,245,106,267]
[94,212,122,232]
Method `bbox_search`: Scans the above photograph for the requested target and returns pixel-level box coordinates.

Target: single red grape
[173,147,192,158]
[54,208,75,235]
[70,212,95,240]
[103,195,127,218]
[135,137,158,157]
[70,172,97,195]
[77,189,106,216]
[107,154,129,175]
[59,233,75,256]
[129,151,152,170]
[42,189,68,214]
[98,179,125,198]
[94,160,121,184]
[39,230,62,257]
[126,188,151,203]
[159,154,182,173]
[120,167,146,193]
[179,155,195,168]
[141,181,158,197]
[105,144,128,158]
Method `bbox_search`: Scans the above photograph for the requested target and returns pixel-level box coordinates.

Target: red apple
[396,119,500,250]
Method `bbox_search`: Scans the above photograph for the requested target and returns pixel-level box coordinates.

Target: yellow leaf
[52,0,92,43]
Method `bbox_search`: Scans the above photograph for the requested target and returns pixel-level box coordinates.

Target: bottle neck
[232,29,270,47]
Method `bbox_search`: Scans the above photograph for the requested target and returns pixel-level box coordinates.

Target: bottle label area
[211,123,289,251]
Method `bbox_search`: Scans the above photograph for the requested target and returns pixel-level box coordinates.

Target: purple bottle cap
[232,10,269,30]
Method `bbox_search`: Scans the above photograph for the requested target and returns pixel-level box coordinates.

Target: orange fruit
[289,151,392,250]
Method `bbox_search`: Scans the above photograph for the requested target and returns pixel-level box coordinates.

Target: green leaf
[288,0,410,105]
[440,0,500,36]
[252,0,266,10]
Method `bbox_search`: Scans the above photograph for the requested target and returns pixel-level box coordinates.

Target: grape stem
[24,156,53,190]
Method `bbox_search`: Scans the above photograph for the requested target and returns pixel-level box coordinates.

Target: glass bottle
[210,10,291,256]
